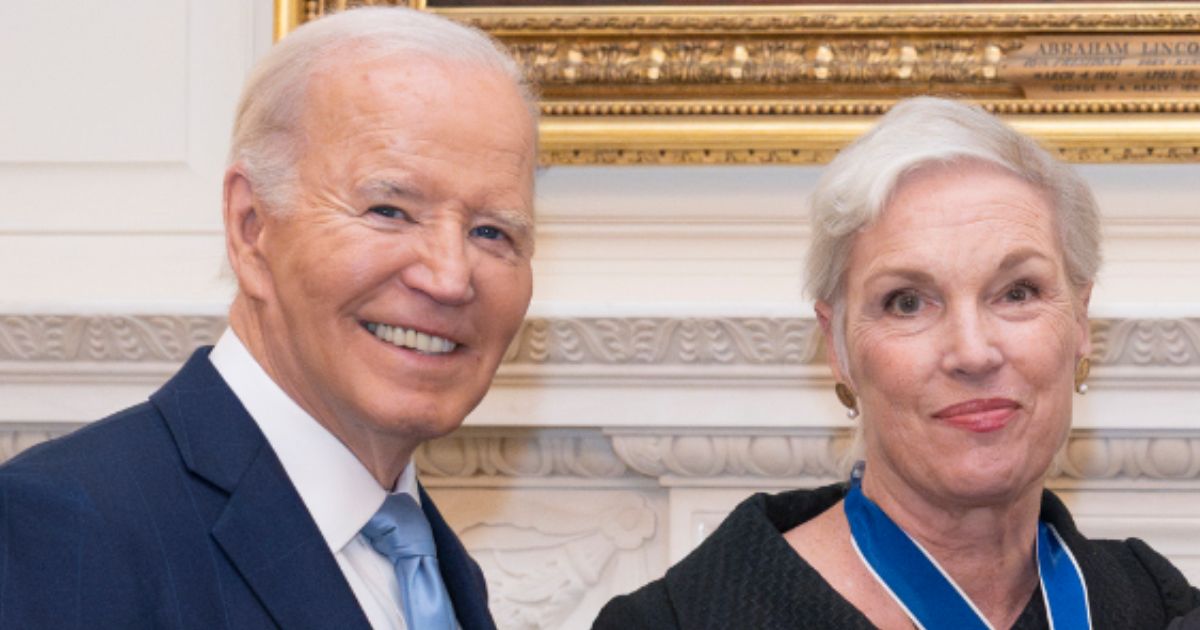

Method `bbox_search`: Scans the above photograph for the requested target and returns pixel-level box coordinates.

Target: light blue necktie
[361,494,457,630]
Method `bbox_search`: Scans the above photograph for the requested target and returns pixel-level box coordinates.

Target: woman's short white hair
[805,96,1101,308]
[228,7,536,213]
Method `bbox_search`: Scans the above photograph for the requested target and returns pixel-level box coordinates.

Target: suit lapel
[210,445,371,630]
[420,484,497,630]
[153,349,371,630]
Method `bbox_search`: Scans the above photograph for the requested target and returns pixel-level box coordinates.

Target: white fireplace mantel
[4,312,1200,627]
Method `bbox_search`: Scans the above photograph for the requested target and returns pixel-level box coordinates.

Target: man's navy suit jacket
[0,348,496,629]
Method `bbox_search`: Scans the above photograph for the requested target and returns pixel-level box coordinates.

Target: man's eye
[884,290,923,316]
[368,205,407,220]
[470,225,506,241]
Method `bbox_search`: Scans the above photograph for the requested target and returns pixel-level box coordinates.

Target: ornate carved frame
[277,2,1200,164]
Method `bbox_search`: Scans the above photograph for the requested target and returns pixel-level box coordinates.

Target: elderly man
[0,7,534,630]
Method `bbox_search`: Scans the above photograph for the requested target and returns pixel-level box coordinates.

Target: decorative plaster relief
[430,489,662,630]
[1091,318,1200,366]
[2,426,1199,485]
[416,430,1200,485]
[416,431,631,479]
[507,317,823,365]
[1058,436,1200,480]
[4,314,1200,368]
[609,432,852,478]
[609,432,1200,484]
[0,315,222,362]
[7,420,1200,484]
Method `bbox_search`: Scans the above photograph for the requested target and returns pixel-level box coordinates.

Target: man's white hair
[228,7,536,213]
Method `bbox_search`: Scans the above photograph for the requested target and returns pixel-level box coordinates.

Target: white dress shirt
[209,328,431,630]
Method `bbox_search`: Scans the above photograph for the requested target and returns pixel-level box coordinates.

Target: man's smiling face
[245,54,535,451]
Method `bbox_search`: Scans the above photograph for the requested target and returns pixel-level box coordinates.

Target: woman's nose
[940,303,1003,378]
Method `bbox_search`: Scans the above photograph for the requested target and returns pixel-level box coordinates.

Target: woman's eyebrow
[997,248,1053,272]
[863,267,936,287]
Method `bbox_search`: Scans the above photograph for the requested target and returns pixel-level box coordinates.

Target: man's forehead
[304,55,422,119]
[291,48,536,207]
[299,53,533,144]
[307,52,508,107]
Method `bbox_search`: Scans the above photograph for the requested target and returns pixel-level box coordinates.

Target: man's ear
[815,299,850,386]
[223,167,272,301]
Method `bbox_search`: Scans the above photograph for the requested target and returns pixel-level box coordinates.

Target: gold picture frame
[276,1,1200,164]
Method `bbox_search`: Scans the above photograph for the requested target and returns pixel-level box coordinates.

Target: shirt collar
[208,328,419,552]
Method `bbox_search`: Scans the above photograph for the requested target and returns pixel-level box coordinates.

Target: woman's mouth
[932,398,1020,433]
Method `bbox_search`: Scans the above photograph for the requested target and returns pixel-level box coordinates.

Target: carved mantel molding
[4,425,1199,489]
[0,314,224,363]
[5,313,1200,369]
[4,313,1200,487]
[419,428,1200,488]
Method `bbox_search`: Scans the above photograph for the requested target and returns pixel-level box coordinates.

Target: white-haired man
[0,8,535,629]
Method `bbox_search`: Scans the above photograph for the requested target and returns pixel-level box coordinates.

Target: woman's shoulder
[593,580,678,630]
[592,483,865,630]
[1041,490,1200,624]
[1086,536,1200,619]
[675,483,849,580]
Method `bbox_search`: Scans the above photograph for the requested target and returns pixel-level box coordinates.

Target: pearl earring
[835,382,859,419]
[1074,357,1090,395]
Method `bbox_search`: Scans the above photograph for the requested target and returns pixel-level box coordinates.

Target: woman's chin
[926,458,1044,508]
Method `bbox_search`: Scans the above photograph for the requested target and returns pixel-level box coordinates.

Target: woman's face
[820,162,1091,508]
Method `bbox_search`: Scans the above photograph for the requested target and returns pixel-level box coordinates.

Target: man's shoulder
[0,394,253,628]
[3,400,167,473]
[2,345,234,480]
[0,398,181,532]
[0,402,178,619]
[0,347,226,510]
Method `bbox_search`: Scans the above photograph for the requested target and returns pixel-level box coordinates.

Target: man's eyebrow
[482,207,535,237]
[357,179,422,201]
[356,179,534,236]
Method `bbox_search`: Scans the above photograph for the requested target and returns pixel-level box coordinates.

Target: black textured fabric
[594,484,1200,630]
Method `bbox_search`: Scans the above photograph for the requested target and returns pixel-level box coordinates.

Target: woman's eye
[470,225,506,241]
[367,205,407,220]
[884,290,923,316]
[1005,282,1039,303]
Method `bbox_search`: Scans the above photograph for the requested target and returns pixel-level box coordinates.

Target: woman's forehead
[848,166,1063,280]
[877,163,1053,232]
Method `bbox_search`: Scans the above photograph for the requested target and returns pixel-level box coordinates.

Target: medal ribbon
[843,465,1091,630]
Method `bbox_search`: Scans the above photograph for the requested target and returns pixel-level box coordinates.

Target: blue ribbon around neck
[843,463,1091,630]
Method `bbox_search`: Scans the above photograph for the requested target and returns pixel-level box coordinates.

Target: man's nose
[400,224,475,305]
[939,302,1003,378]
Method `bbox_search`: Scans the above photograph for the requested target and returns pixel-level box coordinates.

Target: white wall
[2,3,1200,628]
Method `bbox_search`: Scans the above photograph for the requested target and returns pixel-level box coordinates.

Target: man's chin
[356,404,475,442]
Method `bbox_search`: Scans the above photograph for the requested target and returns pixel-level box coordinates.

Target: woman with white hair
[594,97,1200,629]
